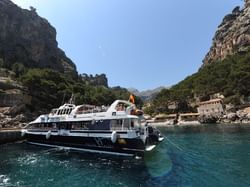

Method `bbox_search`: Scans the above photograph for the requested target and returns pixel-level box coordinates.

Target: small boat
[21,100,164,157]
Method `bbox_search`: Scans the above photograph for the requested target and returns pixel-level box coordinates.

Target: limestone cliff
[0,0,77,76]
[203,0,250,65]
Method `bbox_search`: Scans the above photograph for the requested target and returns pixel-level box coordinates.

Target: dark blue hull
[25,133,146,157]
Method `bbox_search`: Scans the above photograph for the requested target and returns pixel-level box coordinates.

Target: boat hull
[25,133,146,157]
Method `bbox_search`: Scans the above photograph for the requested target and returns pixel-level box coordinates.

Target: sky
[11,0,243,91]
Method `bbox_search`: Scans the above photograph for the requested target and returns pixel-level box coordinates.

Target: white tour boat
[22,100,164,157]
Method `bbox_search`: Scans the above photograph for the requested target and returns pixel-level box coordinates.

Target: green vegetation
[11,63,27,77]
[19,68,142,112]
[148,50,250,115]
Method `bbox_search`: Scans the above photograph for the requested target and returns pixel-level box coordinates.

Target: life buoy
[46,130,51,139]
[111,131,117,143]
[21,129,26,137]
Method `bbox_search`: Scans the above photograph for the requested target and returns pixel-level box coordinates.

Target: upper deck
[29,100,142,124]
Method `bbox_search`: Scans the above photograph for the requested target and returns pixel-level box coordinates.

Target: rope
[165,137,183,151]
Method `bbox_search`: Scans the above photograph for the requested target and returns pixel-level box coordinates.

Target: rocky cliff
[203,0,250,65]
[0,0,77,76]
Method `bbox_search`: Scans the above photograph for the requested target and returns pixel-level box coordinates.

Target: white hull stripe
[27,142,134,157]
[26,132,139,139]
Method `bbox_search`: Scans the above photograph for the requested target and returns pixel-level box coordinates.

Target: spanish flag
[129,94,135,104]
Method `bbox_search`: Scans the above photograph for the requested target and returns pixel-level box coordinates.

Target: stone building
[198,99,224,116]
[179,113,200,121]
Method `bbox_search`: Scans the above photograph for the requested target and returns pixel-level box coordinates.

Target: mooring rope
[165,137,183,151]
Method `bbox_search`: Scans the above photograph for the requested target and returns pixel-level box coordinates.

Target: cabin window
[27,123,36,129]
[123,119,130,130]
[52,123,57,129]
[71,121,90,130]
[69,109,72,114]
[43,123,54,130]
[131,119,140,129]
[110,119,137,130]
[115,103,128,112]
[110,119,123,130]
[58,123,69,130]
[50,109,57,115]
[68,109,71,114]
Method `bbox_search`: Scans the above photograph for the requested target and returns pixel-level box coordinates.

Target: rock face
[0,0,77,76]
[81,73,108,87]
[203,0,250,65]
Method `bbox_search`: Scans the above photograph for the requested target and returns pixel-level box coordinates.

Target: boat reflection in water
[22,99,164,158]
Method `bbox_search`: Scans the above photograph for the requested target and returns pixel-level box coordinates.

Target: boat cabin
[27,117,141,132]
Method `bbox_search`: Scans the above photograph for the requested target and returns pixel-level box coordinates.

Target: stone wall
[0,130,24,144]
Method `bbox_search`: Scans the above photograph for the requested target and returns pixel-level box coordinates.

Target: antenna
[62,93,66,105]
[69,93,75,104]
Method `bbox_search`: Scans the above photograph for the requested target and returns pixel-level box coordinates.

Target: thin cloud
[98,45,106,57]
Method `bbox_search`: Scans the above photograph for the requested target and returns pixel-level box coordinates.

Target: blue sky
[12,0,243,91]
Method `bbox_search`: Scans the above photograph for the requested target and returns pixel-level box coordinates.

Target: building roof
[199,99,222,105]
[243,107,250,114]
[180,113,200,116]
[155,114,168,119]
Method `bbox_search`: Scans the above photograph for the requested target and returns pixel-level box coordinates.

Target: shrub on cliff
[20,69,141,112]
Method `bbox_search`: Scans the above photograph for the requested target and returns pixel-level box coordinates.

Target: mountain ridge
[128,86,167,101]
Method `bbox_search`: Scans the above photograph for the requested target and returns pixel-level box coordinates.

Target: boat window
[71,121,90,130]
[52,123,57,129]
[123,119,130,130]
[27,123,57,130]
[58,110,62,115]
[116,103,127,111]
[110,119,123,130]
[27,123,37,129]
[50,109,57,115]
[58,123,71,130]
[43,123,54,130]
[131,119,140,129]
[69,109,72,114]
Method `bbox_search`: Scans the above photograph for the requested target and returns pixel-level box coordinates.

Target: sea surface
[1,124,250,187]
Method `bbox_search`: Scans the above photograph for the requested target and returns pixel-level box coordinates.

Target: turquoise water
[1,125,250,187]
